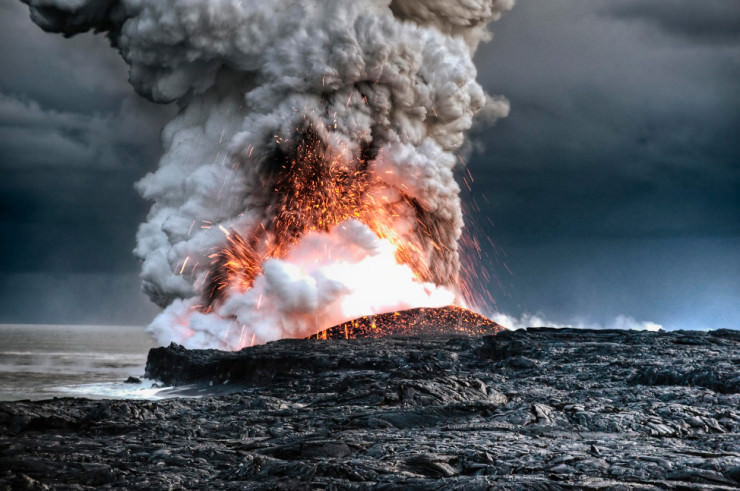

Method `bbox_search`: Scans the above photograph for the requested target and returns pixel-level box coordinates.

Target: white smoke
[23,0,513,348]
[490,312,663,332]
[150,220,456,349]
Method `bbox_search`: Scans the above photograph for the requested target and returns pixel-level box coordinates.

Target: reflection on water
[0,324,165,401]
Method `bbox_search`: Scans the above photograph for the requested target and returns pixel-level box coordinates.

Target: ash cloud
[21,0,514,347]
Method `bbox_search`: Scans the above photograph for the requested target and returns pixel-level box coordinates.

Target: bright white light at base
[148,220,457,350]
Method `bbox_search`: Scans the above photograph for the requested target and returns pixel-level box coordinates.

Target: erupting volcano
[308,306,505,340]
[24,0,514,349]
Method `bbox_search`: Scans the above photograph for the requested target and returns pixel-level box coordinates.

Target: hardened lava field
[4,327,739,489]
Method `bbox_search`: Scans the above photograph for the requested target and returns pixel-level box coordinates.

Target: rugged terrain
[1,322,739,489]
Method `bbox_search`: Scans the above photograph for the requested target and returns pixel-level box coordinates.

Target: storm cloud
[606,0,740,45]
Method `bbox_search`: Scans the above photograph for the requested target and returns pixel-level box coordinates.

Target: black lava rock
[1,327,739,489]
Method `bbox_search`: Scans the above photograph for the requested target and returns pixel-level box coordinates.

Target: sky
[0,0,738,330]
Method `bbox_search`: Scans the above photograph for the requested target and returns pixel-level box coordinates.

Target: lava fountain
[23,0,514,348]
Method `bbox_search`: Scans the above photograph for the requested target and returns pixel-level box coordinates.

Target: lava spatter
[307,306,505,340]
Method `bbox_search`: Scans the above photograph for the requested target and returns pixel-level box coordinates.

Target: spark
[179,256,191,275]
[308,306,504,340]
[198,125,481,340]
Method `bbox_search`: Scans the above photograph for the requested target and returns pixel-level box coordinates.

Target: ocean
[0,324,165,401]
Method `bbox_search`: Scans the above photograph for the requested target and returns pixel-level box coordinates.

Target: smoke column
[23,0,513,349]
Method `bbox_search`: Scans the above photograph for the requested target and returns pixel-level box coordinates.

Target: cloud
[1,3,173,172]
[3,0,738,332]
[0,91,173,169]
[468,0,740,243]
[606,0,740,45]
[0,273,159,325]
[1,1,131,113]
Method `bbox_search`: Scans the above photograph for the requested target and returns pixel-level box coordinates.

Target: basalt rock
[145,306,504,387]
[1,323,739,489]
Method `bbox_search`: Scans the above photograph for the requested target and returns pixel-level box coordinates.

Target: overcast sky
[0,0,738,329]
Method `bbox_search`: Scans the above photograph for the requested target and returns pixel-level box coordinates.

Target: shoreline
[2,328,738,488]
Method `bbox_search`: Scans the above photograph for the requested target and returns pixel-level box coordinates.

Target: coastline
[1,328,738,488]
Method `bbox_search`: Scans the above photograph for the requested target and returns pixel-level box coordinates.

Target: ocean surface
[0,324,167,401]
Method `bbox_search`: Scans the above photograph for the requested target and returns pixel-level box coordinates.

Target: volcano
[144,306,504,387]
[20,0,518,350]
[307,305,505,340]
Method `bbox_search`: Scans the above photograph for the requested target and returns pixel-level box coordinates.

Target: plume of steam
[23,0,513,348]
[490,312,664,332]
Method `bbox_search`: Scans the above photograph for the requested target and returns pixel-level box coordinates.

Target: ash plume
[23,0,513,348]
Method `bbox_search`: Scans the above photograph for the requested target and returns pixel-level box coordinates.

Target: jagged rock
[1,324,739,489]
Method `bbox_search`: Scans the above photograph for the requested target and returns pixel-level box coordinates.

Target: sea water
[0,324,168,401]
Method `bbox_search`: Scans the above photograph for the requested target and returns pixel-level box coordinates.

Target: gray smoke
[23,0,513,348]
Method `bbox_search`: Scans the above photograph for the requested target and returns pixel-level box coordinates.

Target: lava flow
[307,306,505,340]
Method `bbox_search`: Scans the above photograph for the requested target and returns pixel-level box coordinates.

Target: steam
[490,312,664,332]
[23,0,513,348]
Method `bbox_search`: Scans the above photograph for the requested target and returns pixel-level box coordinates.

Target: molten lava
[307,306,505,340]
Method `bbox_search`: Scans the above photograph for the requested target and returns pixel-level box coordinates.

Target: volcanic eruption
[23,0,513,349]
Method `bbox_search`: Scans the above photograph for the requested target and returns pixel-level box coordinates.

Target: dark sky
[1,0,738,329]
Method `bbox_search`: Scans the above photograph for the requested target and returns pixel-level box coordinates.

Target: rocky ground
[1,325,739,489]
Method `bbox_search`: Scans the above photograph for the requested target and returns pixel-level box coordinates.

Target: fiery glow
[203,127,458,311]
[28,0,516,351]
[144,124,501,350]
[130,123,505,350]
[307,306,504,340]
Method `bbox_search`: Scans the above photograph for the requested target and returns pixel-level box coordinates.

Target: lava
[307,306,505,340]
[203,127,458,313]
[182,124,501,347]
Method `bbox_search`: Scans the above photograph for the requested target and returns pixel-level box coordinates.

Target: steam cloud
[490,312,663,332]
[23,0,513,348]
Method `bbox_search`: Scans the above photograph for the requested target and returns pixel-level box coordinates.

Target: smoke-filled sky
[1,0,738,330]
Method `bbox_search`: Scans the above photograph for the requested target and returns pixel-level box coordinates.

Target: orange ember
[307,305,505,340]
[204,126,459,309]
[268,128,371,251]
[205,230,261,304]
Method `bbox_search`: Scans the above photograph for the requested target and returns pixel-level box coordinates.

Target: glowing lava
[203,127,455,309]
[308,306,505,340]
[145,127,480,350]
[148,127,474,349]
